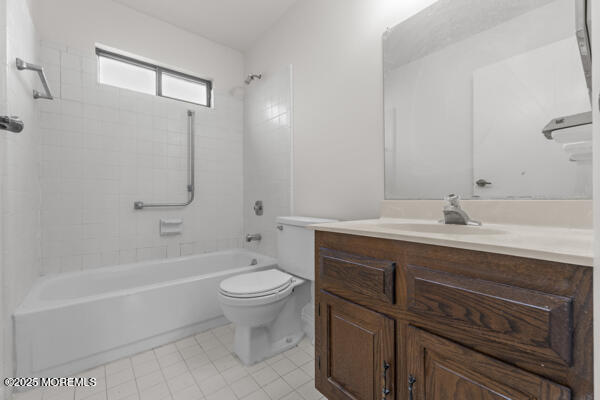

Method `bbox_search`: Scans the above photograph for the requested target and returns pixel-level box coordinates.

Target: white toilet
[218,216,336,365]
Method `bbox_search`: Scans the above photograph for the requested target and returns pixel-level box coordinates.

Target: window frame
[96,48,213,107]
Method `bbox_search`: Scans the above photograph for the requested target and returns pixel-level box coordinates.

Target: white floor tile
[167,372,196,393]
[197,374,226,396]
[105,359,132,376]
[299,362,314,379]
[270,358,296,376]
[106,368,134,389]
[212,355,239,372]
[264,354,285,366]
[136,371,165,392]
[171,385,204,400]
[241,390,271,400]
[230,376,260,398]
[197,338,221,352]
[77,392,107,400]
[295,380,322,400]
[190,364,220,383]
[284,349,312,367]
[43,329,326,400]
[154,344,178,359]
[205,346,229,361]
[204,387,236,400]
[282,368,311,389]
[179,345,204,361]
[107,381,137,400]
[131,351,156,367]
[175,337,199,351]
[139,382,170,400]
[221,365,248,384]
[244,361,267,374]
[184,354,210,371]
[263,378,293,400]
[251,366,280,387]
[75,386,106,400]
[14,388,44,400]
[161,361,188,380]
[157,352,183,368]
[43,387,75,400]
[133,359,160,378]
[281,392,304,400]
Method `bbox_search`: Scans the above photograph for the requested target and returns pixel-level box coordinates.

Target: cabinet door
[316,291,395,400]
[406,326,571,400]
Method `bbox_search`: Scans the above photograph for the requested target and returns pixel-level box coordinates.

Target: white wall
[0,0,41,395]
[244,0,438,220]
[244,67,292,257]
[32,0,244,94]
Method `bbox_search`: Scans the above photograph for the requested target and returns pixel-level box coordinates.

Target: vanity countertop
[309,218,593,267]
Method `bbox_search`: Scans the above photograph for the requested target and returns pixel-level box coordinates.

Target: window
[96,48,212,107]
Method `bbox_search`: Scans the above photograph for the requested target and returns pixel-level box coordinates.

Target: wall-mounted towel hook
[16,58,54,100]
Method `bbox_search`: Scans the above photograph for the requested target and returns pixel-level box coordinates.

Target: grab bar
[134,110,195,210]
[16,58,54,100]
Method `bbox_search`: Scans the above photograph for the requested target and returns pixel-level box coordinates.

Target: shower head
[245,73,262,85]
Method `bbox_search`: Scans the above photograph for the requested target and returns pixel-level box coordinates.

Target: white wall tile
[243,67,292,257]
[1,0,42,396]
[38,43,244,274]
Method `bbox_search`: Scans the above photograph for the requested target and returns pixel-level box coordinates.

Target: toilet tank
[276,216,337,280]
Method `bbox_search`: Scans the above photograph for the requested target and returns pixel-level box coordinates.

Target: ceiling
[112,0,299,51]
[384,0,557,68]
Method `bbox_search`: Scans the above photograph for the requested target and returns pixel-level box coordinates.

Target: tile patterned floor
[14,324,326,400]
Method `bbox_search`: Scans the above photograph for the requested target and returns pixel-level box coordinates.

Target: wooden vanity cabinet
[316,292,395,400]
[314,231,592,400]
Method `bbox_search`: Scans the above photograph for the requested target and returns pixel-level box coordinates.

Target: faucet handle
[445,193,461,207]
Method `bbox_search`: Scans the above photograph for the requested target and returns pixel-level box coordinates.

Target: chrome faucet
[245,233,262,242]
[441,194,481,226]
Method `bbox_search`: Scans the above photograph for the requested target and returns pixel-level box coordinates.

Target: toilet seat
[219,269,294,299]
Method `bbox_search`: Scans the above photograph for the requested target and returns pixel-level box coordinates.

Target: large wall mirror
[383,0,593,199]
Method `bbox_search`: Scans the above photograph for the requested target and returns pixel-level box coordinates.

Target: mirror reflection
[383,0,592,199]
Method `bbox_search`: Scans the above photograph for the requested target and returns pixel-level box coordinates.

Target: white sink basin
[375,222,507,236]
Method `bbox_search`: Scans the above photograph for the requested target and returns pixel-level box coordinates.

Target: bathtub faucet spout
[245,233,262,243]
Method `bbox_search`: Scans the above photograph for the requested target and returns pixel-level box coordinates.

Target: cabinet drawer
[318,248,396,305]
[406,264,573,368]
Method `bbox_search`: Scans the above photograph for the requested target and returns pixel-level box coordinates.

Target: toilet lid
[219,269,293,298]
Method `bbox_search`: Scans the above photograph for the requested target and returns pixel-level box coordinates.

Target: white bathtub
[15,249,276,378]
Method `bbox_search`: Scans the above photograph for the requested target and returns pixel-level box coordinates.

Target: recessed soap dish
[160,218,183,236]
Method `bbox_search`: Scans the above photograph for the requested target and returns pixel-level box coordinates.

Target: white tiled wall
[37,42,244,274]
[0,0,41,397]
[243,67,292,257]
